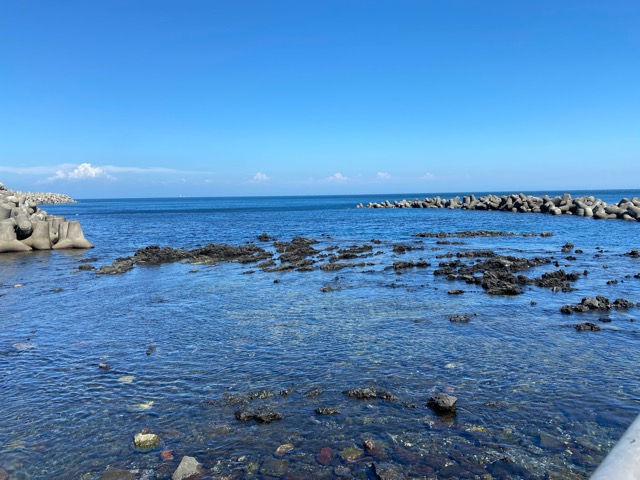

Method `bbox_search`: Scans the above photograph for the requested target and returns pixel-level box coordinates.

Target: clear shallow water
[1,190,639,479]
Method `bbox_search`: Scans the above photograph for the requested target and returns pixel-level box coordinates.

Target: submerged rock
[373,462,405,480]
[338,445,364,462]
[234,408,283,423]
[315,407,340,415]
[275,443,295,456]
[97,469,136,480]
[317,447,335,466]
[576,322,601,332]
[133,431,161,449]
[172,455,203,480]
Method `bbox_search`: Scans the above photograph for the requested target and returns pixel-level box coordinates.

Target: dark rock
[343,387,397,402]
[234,408,283,423]
[246,389,275,400]
[303,387,324,398]
[96,257,135,275]
[372,462,405,480]
[576,322,601,332]
[598,317,612,323]
[613,298,635,309]
[534,269,580,288]
[391,243,416,254]
[257,232,272,242]
[447,289,465,295]
[456,249,495,258]
[624,249,640,258]
[561,242,574,253]
[315,407,339,415]
[449,314,470,323]
[273,237,319,266]
[562,296,613,313]
[482,271,523,295]
[78,263,96,271]
[427,393,458,414]
[385,260,430,271]
[607,279,618,285]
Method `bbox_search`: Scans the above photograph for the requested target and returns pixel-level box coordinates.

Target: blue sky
[1,1,638,198]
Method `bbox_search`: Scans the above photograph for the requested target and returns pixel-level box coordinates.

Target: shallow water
[1,191,640,479]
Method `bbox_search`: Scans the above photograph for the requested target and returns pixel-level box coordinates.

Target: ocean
[1,190,639,479]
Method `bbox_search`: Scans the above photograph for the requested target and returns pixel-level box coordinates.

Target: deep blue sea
[1,190,640,479]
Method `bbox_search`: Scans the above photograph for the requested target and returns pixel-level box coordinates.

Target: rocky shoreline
[357,193,640,221]
[0,181,92,253]
[82,230,640,479]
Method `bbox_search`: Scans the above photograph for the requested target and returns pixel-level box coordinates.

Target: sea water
[1,190,639,479]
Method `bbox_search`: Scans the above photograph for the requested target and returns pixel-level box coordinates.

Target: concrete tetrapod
[21,221,52,250]
[46,216,66,243]
[0,204,12,221]
[0,221,31,253]
[15,213,33,239]
[52,220,94,250]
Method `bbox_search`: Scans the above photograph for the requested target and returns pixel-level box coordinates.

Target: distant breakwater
[357,193,640,222]
[10,188,75,205]
[0,181,92,253]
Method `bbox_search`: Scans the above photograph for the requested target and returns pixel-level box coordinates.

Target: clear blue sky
[1,1,638,198]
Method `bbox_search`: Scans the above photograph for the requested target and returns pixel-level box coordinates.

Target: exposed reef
[358,193,640,222]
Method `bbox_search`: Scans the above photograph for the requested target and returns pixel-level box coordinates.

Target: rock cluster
[358,193,640,221]
[560,296,638,314]
[0,182,92,253]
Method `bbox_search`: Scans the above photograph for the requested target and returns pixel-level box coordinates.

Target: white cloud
[68,163,112,179]
[325,172,348,183]
[251,172,270,182]
[423,172,435,180]
[42,163,114,182]
[377,172,391,180]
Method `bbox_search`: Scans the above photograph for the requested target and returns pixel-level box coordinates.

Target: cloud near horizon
[377,172,391,180]
[44,163,114,182]
[325,172,348,183]
[251,172,270,183]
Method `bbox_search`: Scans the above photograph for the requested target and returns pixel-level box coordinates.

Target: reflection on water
[1,193,639,479]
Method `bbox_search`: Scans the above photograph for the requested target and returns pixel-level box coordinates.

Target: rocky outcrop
[358,193,640,222]
[0,181,91,253]
[560,296,638,314]
[427,393,458,414]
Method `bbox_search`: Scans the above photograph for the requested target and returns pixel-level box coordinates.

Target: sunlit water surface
[1,191,639,479]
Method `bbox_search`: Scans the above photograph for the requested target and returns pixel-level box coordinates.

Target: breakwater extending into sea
[359,192,640,222]
[1,191,639,479]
